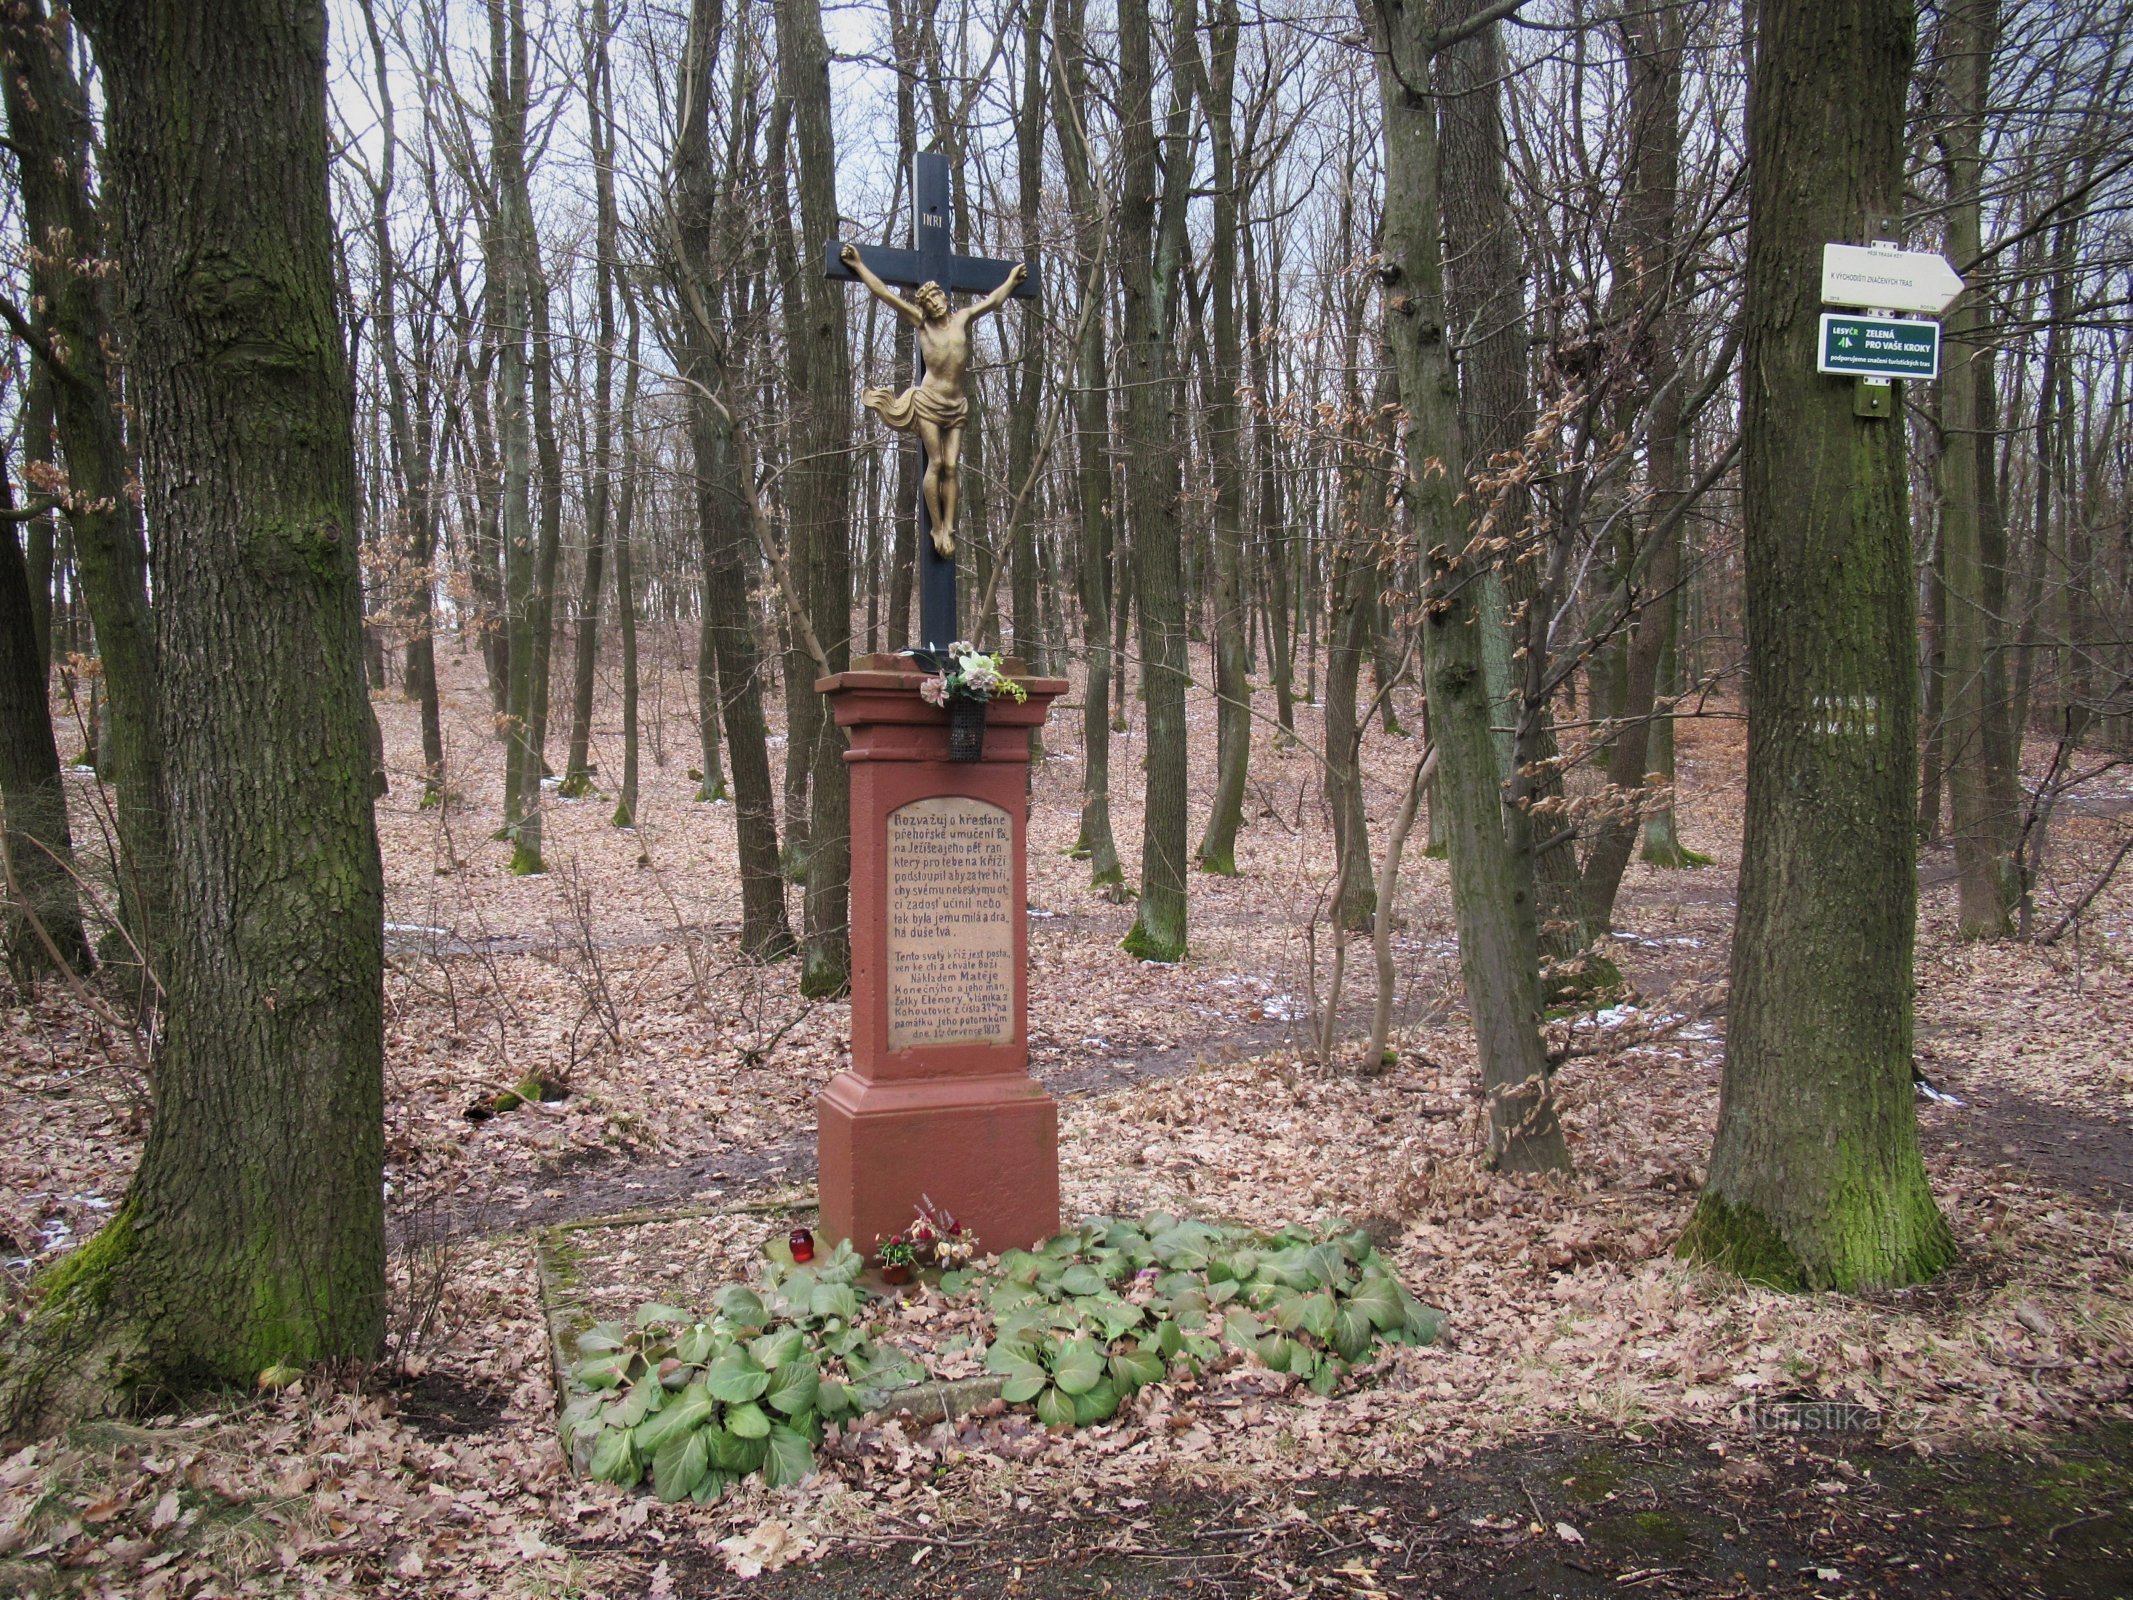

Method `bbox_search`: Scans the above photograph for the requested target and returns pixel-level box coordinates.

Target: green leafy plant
[558,1216,1444,1494]
[559,1239,922,1503]
[978,1215,1441,1427]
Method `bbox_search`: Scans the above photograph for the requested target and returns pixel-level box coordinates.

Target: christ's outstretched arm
[969,260,1029,319]
[840,243,920,322]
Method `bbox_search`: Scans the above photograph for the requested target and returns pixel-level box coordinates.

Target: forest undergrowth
[2,638,2128,1595]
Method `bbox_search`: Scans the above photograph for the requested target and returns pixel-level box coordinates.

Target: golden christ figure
[841,240,1027,558]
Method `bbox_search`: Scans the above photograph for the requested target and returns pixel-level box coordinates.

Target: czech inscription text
[886,797,1015,1050]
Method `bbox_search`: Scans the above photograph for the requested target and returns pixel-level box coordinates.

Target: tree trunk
[1194,0,1252,878]
[8,0,385,1430]
[1009,0,1045,681]
[611,293,644,830]
[1578,1,1687,931]
[1245,219,1297,742]
[1677,0,1953,1290]
[560,0,621,803]
[1639,558,1709,866]
[488,0,539,872]
[25,367,57,672]
[1371,0,1566,1173]
[519,202,567,867]
[881,0,919,656]
[674,0,793,961]
[1,498,91,979]
[1118,0,1198,963]
[1434,0,1588,971]
[1917,449,1946,838]
[777,0,853,999]
[0,0,169,970]
[1937,0,2020,937]
[356,0,444,805]
[1056,0,1124,890]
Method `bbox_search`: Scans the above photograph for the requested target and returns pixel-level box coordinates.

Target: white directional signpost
[1820,243,1965,315]
[1819,240,1963,418]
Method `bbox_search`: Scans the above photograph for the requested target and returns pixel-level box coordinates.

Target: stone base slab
[816,1070,1059,1255]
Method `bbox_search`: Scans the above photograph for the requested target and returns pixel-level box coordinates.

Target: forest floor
[3,636,2130,1598]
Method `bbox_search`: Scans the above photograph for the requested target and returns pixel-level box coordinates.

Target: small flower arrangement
[908,1195,977,1268]
[917,641,1028,707]
[874,1198,978,1280]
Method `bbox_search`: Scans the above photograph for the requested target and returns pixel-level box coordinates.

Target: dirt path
[574,1421,2133,1598]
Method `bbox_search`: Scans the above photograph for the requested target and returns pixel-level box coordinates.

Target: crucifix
[826,149,1040,654]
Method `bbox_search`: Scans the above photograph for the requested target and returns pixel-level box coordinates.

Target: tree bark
[356,0,444,805]
[610,292,644,830]
[487,0,539,872]
[1118,0,1198,962]
[673,0,793,961]
[1055,0,1124,889]
[560,0,622,803]
[1194,0,1252,878]
[1370,0,1567,1173]
[776,0,853,999]
[1577,1,1687,931]
[8,0,386,1430]
[0,0,169,969]
[1937,0,2021,937]
[0,498,91,979]
[1678,0,1953,1290]
[1434,0,1589,973]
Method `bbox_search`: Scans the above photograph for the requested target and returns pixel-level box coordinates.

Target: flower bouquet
[873,1198,978,1285]
[917,641,1028,762]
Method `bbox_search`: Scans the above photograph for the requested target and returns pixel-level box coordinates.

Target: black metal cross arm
[821,240,1039,302]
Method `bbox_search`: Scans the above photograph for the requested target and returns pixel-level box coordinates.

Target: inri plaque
[885,796,1015,1050]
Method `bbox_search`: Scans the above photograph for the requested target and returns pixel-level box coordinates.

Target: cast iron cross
[826,149,1040,654]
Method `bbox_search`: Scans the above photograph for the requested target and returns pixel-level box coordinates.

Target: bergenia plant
[918,641,1030,707]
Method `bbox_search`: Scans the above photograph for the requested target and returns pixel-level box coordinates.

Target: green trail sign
[1818,313,1940,379]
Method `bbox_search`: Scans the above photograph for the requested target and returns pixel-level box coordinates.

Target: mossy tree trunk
[7,0,386,1432]
[1678,0,1954,1291]
[1372,0,1566,1173]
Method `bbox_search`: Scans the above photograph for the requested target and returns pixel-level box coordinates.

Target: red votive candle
[788,1227,815,1264]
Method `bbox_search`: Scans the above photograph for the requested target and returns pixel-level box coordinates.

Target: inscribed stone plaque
[886,796,1015,1050]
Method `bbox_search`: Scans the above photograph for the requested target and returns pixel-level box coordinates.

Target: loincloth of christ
[861,382,968,434]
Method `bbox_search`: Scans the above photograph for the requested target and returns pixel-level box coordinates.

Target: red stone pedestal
[815,656,1067,1256]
